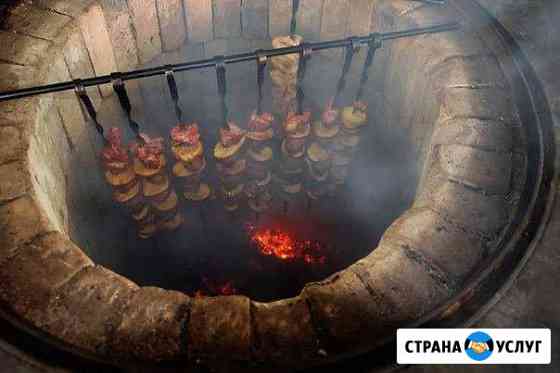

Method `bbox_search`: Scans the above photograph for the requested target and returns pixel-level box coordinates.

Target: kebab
[131,133,183,232]
[214,121,247,212]
[270,35,303,119]
[279,111,311,197]
[171,123,211,202]
[245,111,275,213]
[312,98,341,194]
[305,142,331,200]
[101,127,155,239]
[332,101,368,186]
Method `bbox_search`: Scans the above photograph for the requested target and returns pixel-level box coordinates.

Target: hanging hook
[290,0,301,36]
[111,73,142,141]
[74,79,107,144]
[255,50,268,115]
[333,37,359,108]
[355,33,382,102]
[165,65,183,123]
[296,43,312,115]
[215,55,228,129]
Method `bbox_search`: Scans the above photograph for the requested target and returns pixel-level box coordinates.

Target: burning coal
[246,224,328,265]
[193,277,238,297]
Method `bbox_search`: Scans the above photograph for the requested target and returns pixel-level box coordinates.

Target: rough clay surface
[0,0,557,372]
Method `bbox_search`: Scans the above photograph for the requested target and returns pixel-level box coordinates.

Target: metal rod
[296,43,311,115]
[0,23,460,103]
[333,38,358,107]
[74,80,107,143]
[111,73,142,140]
[256,51,267,115]
[165,65,183,122]
[355,34,382,102]
[411,0,447,5]
[290,0,300,35]
[215,55,228,129]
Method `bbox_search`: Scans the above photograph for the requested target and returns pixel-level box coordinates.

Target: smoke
[476,0,560,131]
[76,0,560,298]
[72,37,421,301]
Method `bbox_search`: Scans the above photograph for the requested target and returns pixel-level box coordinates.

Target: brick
[383,207,487,280]
[34,0,95,17]
[98,0,139,71]
[0,31,51,66]
[28,96,70,232]
[46,56,93,151]
[303,270,391,356]
[184,0,213,43]
[347,0,374,36]
[439,87,518,124]
[213,0,242,39]
[295,0,323,41]
[430,55,507,92]
[437,144,512,194]
[0,97,40,143]
[350,241,452,323]
[432,118,514,152]
[0,161,31,202]
[400,31,487,76]
[63,29,103,105]
[28,135,68,233]
[34,97,72,173]
[252,297,319,363]
[320,0,348,40]
[386,0,425,18]
[0,196,54,263]
[242,0,268,39]
[416,175,510,236]
[110,287,189,360]
[188,295,251,360]
[157,0,187,52]
[3,2,72,40]
[269,0,292,37]
[396,1,457,27]
[0,63,39,91]
[0,126,26,164]
[78,4,118,97]
[127,0,162,64]
[35,266,138,355]
[0,232,92,322]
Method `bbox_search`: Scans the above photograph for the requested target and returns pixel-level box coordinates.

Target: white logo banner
[397,328,551,364]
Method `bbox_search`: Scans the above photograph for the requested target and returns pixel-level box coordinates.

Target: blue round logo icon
[464,331,494,361]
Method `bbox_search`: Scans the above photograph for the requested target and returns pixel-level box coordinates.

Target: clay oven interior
[0,0,555,371]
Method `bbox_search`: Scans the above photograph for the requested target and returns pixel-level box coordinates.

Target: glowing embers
[193,277,238,297]
[247,223,327,265]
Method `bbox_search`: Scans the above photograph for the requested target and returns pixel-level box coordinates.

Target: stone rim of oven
[0,0,555,370]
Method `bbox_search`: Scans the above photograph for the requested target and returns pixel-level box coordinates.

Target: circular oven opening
[84,39,419,302]
[0,0,555,371]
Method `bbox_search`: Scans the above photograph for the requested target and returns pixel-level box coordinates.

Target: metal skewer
[0,23,460,103]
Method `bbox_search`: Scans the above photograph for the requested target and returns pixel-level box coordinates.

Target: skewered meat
[214,121,247,211]
[100,127,159,238]
[270,35,303,115]
[132,132,183,233]
[171,123,211,202]
[246,111,275,213]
